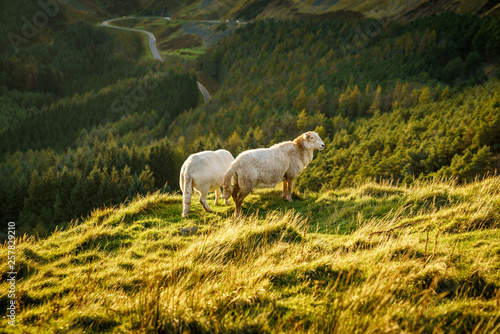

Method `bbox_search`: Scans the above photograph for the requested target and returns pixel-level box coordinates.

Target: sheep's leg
[234,187,251,217]
[220,186,231,206]
[197,186,213,213]
[231,183,241,216]
[231,183,240,204]
[182,185,192,218]
[214,188,221,206]
[284,178,294,202]
[282,181,289,200]
[215,187,230,206]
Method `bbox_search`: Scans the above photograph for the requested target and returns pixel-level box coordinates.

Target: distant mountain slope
[6,0,490,25]
[240,0,500,20]
[110,0,500,20]
[95,0,197,16]
[5,0,493,25]
[0,0,107,54]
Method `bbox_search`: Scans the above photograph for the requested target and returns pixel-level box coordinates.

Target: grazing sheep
[180,149,234,218]
[221,131,325,217]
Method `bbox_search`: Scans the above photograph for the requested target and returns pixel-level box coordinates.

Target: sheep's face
[303,131,325,150]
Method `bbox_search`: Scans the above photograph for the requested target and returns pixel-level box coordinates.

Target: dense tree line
[1,68,197,237]
[1,135,178,237]
[169,13,499,189]
[0,69,198,155]
[0,21,149,149]
[0,19,199,238]
[1,22,146,96]
[296,81,500,190]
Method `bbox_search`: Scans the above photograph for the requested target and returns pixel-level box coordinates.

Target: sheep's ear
[304,132,312,140]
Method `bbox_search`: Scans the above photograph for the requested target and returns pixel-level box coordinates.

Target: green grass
[1,177,500,333]
[108,17,234,61]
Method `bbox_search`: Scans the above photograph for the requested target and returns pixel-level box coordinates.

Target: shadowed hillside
[96,0,500,20]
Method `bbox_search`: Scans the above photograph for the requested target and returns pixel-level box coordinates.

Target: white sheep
[179,149,234,218]
[221,131,325,217]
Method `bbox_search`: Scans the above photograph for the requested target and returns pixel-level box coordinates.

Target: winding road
[99,18,211,103]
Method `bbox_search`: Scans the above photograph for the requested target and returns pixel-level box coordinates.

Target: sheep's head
[303,131,325,150]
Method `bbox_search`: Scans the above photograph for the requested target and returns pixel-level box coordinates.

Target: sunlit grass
[1,177,499,333]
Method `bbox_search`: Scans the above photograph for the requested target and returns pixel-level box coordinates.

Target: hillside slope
[173,13,500,190]
[103,0,500,20]
[0,1,200,239]
[1,177,499,333]
[0,0,107,54]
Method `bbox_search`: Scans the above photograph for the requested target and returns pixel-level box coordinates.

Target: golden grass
[1,177,499,333]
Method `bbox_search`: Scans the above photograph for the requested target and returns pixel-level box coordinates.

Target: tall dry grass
[1,177,499,333]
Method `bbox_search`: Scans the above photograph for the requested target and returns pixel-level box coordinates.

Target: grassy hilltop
[1,176,499,333]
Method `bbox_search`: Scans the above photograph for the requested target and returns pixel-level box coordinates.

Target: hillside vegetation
[0,0,106,54]
[108,17,237,61]
[0,18,199,238]
[93,0,500,20]
[1,176,499,333]
[174,13,500,188]
[2,10,500,239]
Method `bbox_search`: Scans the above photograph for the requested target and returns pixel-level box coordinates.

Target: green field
[107,17,235,61]
[2,176,499,333]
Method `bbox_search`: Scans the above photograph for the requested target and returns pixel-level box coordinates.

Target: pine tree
[419,86,432,105]
[297,109,310,131]
[139,165,155,193]
[148,140,175,190]
[227,130,242,154]
[439,86,450,101]
[241,128,258,151]
[316,85,327,103]
[253,126,266,147]
[369,85,382,115]
[292,89,308,111]
[129,175,146,198]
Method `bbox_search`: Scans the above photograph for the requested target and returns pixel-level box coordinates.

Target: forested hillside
[0,13,199,238]
[170,13,500,190]
[0,0,106,55]
[2,3,499,240]
[91,0,500,21]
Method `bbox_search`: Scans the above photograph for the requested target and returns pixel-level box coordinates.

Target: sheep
[221,131,325,217]
[180,149,234,218]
